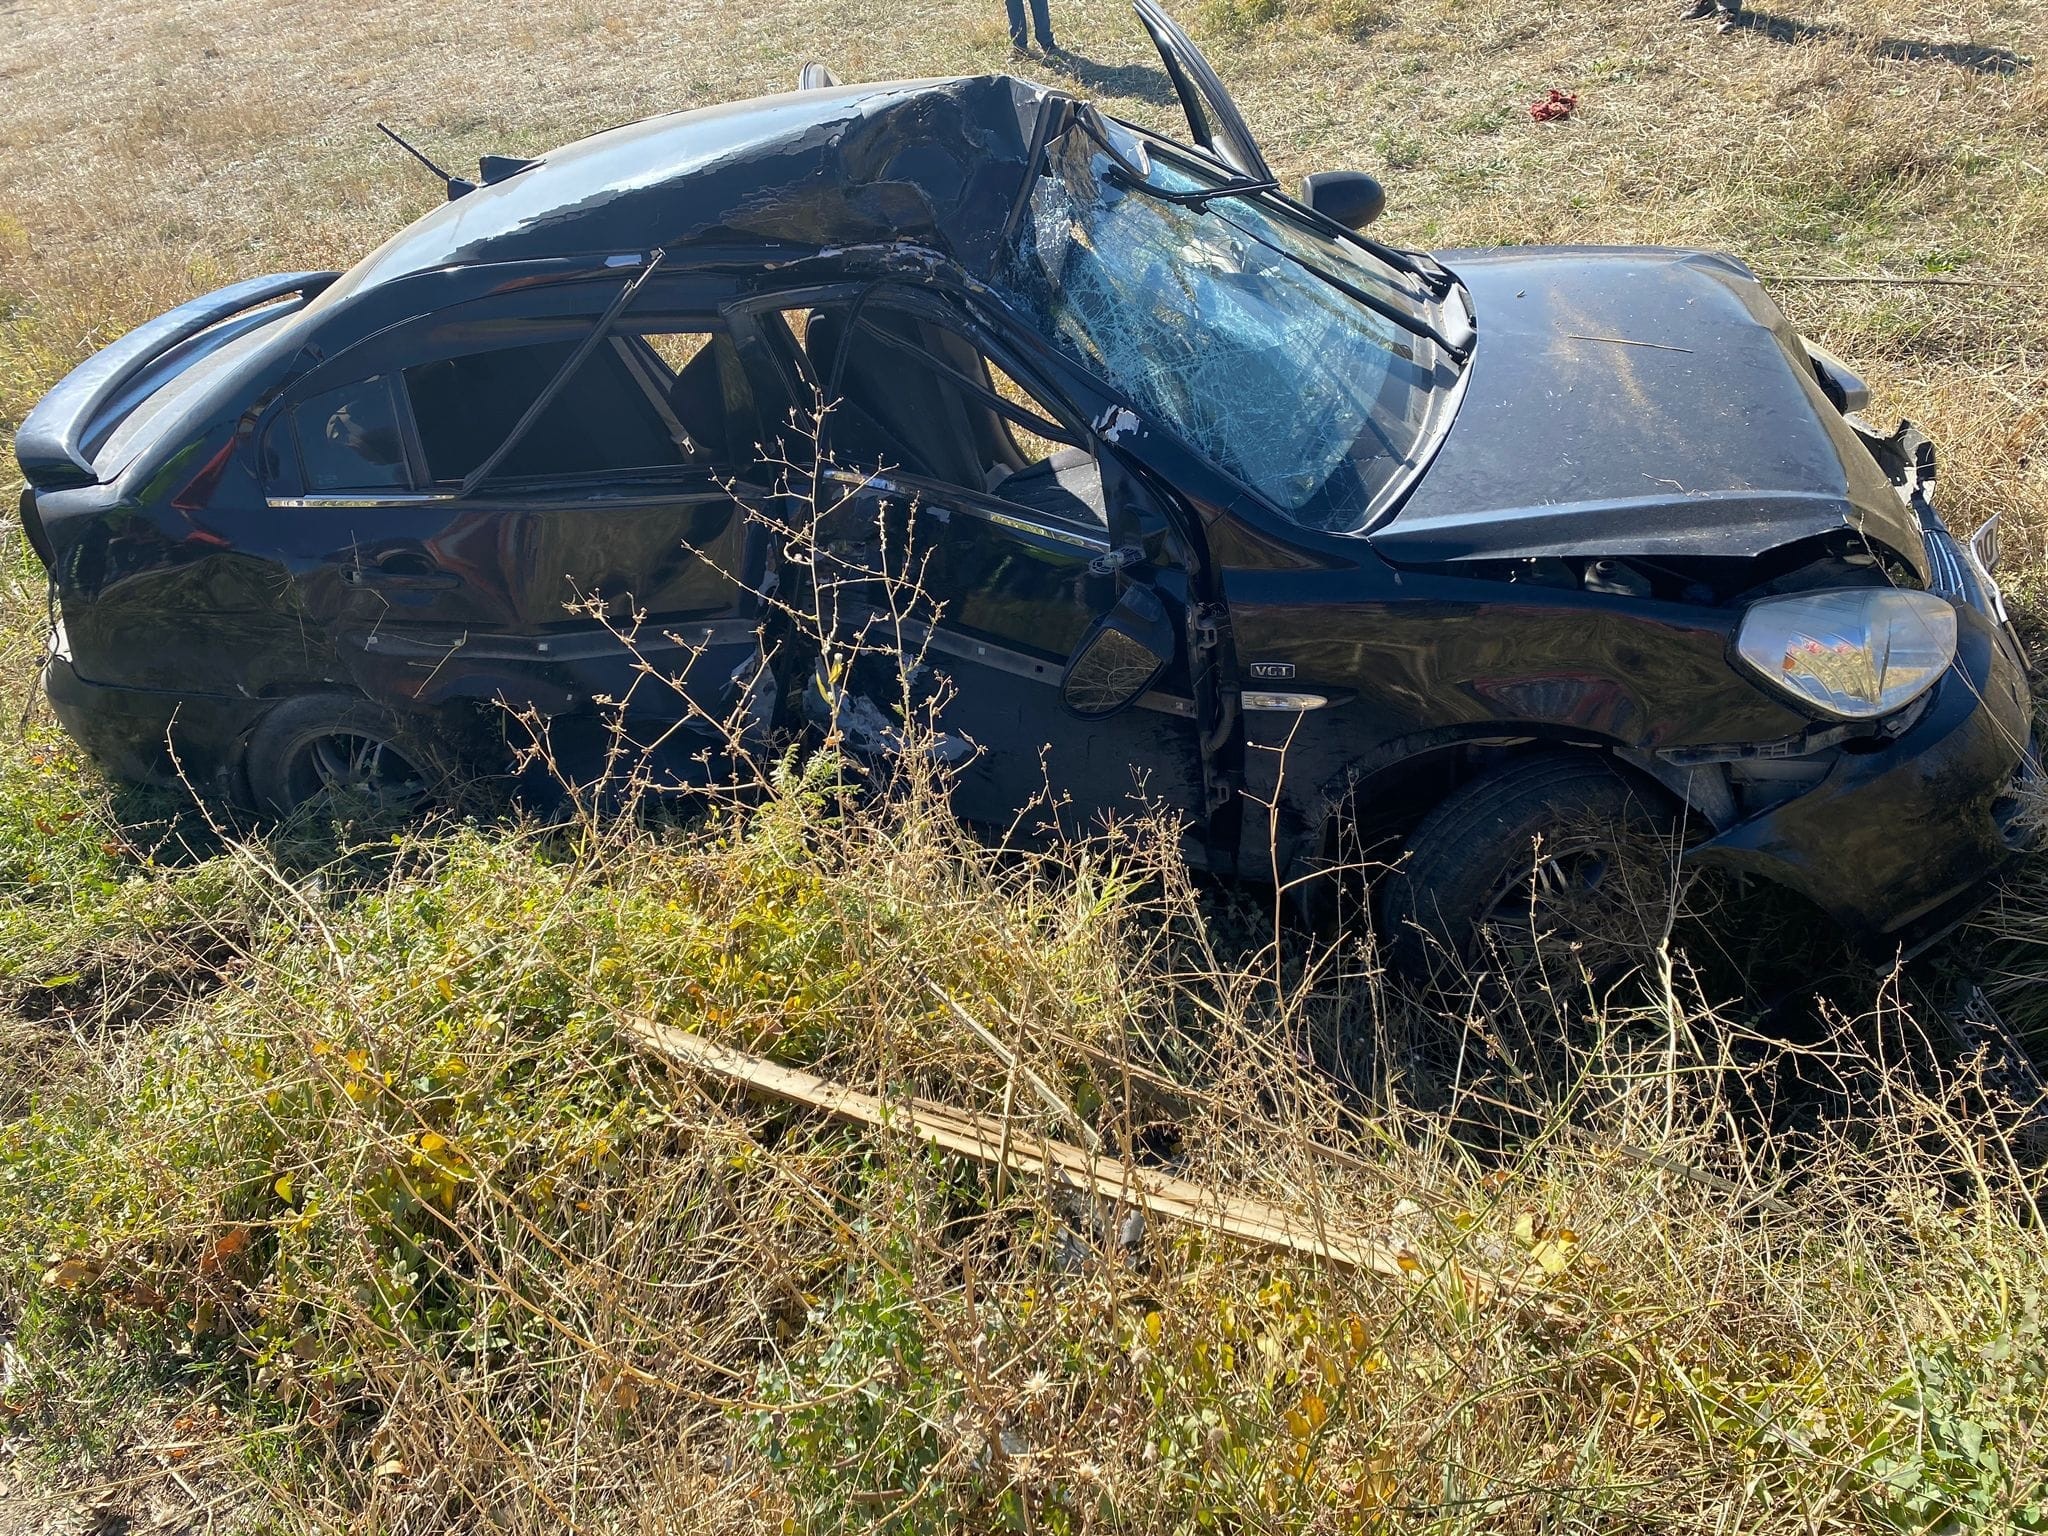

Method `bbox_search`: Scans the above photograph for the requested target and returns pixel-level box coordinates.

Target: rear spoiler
[14,269,340,490]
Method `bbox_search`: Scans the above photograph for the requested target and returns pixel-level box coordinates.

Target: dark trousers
[1006,0,1054,47]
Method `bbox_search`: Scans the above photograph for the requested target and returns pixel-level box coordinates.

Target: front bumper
[1694,601,2035,946]
[43,652,260,799]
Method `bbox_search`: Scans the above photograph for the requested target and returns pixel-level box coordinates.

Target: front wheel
[1381,753,1686,988]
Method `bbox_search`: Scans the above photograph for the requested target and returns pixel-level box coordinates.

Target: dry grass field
[4,0,2048,1531]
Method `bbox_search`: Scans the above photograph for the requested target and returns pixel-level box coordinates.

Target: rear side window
[406,339,690,484]
[292,375,410,492]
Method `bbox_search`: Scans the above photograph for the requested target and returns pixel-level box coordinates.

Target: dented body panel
[1373,248,1930,580]
[309,77,1051,302]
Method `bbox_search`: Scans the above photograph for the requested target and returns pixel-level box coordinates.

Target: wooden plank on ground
[624,1017,1488,1290]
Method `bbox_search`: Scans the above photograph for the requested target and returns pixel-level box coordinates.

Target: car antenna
[375,122,477,201]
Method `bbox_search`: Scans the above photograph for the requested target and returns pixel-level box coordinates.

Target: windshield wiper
[1285,198,1459,300]
[1305,256,1472,363]
[1080,108,1278,211]
[1075,105,1456,297]
[1104,165,1280,209]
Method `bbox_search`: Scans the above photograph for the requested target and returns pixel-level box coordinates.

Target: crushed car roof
[316,75,1054,304]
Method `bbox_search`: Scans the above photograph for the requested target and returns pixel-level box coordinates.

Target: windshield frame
[998,108,1471,537]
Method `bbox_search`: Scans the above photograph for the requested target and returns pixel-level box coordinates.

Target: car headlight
[1735,587,1956,719]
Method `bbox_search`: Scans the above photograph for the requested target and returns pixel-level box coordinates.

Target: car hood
[1370,247,1928,582]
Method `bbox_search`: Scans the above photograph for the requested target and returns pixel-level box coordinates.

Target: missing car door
[748,284,1213,840]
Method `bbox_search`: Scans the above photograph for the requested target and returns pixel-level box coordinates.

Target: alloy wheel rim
[295,730,427,810]
[1472,828,1678,977]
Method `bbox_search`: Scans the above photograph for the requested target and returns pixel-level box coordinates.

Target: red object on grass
[1529,89,1578,122]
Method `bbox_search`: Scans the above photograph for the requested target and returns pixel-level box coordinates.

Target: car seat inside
[805,308,1107,528]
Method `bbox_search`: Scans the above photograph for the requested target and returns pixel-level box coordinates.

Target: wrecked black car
[15,0,2036,967]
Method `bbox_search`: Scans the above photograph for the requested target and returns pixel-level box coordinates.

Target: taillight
[171,438,237,516]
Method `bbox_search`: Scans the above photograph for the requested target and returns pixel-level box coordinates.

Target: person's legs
[1005,0,1029,48]
[1029,0,1056,49]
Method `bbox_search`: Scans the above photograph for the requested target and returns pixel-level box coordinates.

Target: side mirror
[1299,171,1386,231]
[1061,586,1176,720]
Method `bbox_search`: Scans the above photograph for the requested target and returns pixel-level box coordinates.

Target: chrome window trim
[267,492,462,509]
[342,619,759,661]
[972,504,1109,552]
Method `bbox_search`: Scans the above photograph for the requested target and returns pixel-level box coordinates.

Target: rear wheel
[244,694,435,816]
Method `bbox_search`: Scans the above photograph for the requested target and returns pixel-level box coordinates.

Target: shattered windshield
[998,118,1452,533]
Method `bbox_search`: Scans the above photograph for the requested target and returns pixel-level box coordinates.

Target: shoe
[1679,0,1714,17]
[1715,10,1740,30]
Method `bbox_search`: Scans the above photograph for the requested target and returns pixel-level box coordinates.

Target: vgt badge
[1248,661,1295,681]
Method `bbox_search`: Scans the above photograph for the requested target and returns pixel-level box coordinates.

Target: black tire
[1381,753,1681,985]
[244,694,435,816]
